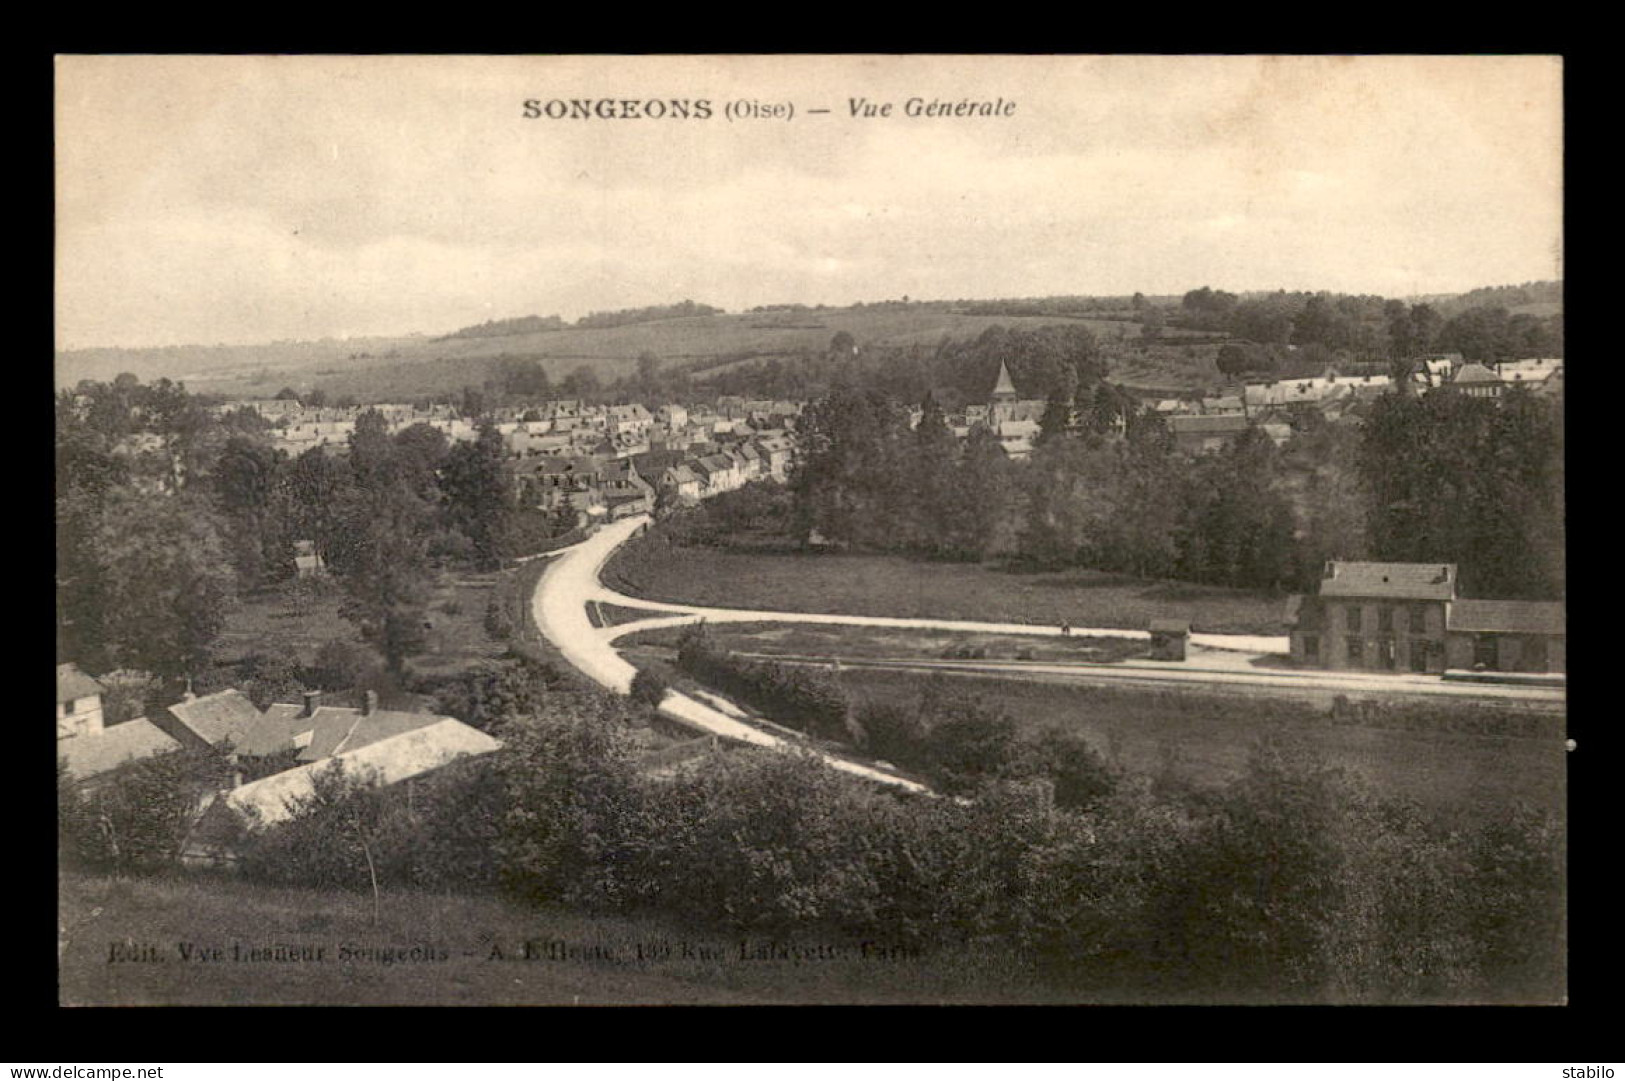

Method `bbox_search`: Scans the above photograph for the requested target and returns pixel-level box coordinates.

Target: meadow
[603,539,1290,635]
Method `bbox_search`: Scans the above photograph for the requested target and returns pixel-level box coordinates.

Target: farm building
[1444,599,1566,674]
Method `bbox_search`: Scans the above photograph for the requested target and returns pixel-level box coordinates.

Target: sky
[55,54,1563,351]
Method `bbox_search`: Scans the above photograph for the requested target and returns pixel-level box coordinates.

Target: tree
[212,435,292,589]
[560,364,601,400]
[829,330,857,357]
[1025,728,1117,810]
[635,352,663,397]
[274,387,301,401]
[329,412,438,673]
[790,386,913,549]
[1036,369,1078,446]
[441,421,513,569]
[59,746,235,871]
[88,489,237,682]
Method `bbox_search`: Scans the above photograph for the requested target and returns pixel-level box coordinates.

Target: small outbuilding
[1148,619,1191,661]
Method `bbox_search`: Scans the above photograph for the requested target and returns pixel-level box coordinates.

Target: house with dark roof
[57,663,107,740]
[293,691,446,764]
[1288,561,1457,672]
[1450,362,1503,399]
[153,689,264,753]
[1287,561,1565,675]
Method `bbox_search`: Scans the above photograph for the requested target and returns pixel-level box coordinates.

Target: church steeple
[991,359,1018,401]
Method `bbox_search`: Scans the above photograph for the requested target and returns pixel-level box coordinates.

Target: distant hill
[1408,280,1563,319]
[55,283,1562,403]
[56,305,1183,403]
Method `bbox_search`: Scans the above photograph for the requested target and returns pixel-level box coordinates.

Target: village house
[1449,362,1503,399]
[58,716,183,786]
[1288,561,1457,673]
[57,663,106,740]
[597,458,656,519]
[153,688,266,754]
[506,455,601,512]
[692,452,744,495]
[662,463,703,503]
[1495,358,1563,392]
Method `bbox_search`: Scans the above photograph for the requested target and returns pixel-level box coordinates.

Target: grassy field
[58,870,1095,1005]
[835,668,1566,821]
[604,540,1289,635]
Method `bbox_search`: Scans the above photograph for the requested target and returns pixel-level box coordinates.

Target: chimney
[363,690,378,717]
[302,690,321,718]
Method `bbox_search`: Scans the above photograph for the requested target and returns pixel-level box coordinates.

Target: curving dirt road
[530,516,933,792]
[531,516,1564,772]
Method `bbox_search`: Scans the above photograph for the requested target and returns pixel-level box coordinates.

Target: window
[1410,605,1427,634]
[1410,643,1428,672]
[1378,606,1393,633]
[1303,635,1320,661]
[1347,637,1364,663]
[1345,605,1362,633]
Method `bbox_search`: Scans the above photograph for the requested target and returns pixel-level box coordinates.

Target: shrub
[483,592,515,640]
[1024,728,1118,810]
[675,625,851,741]
[58,747,236,872]
[234,755,506,895]
[629,667,669,708]
[313,638,381,693]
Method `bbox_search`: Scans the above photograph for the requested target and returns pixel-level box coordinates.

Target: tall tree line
[786,378,1563,599]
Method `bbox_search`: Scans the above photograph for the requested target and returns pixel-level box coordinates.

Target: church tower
[991,359,1019,424]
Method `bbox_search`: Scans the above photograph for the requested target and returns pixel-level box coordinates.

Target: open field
[835,668,1566,820]
[605,539,1290,635]
[59,870,1091,1005]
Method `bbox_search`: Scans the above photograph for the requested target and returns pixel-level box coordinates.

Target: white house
[56,664,106,741]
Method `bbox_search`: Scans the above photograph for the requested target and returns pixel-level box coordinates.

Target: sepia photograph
[54,53,1565,1006]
